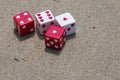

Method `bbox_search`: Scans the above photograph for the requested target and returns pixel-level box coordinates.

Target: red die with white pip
[35,10,57,35]
[13,11,35,36]
[55,12,76,36]
[44,25,66,50]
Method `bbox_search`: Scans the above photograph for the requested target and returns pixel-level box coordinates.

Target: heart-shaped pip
[67,28,71,31]
[63,17,67,21]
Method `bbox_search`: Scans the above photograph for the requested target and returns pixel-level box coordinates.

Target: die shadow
[13,29,35,41]
[66,33,76,40]
[44,45,65,56]
[36,27,44,40]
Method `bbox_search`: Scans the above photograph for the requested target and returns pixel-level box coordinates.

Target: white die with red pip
[55,12,76,36]
[44,25,66,50]
[35,10,57,35]
[13,11,35,36]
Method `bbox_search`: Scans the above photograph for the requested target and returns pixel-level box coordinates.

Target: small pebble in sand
[14,58,20,62]
[92,27,96,29]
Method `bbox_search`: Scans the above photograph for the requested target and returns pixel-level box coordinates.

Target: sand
[0,0,120,80]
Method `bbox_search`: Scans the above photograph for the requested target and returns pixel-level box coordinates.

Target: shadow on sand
[36,28,44,40]
[66,33,76,40]
[13,29,35,41]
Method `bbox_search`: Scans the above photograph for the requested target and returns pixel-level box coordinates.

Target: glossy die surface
[44,25,66,50]
[35,10,57,35]
[55,12,76,36]
[13,11,35,36]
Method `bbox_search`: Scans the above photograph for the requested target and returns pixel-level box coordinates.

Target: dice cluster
[13,10,76,50]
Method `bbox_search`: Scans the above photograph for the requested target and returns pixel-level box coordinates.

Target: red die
[44,25,66,50]
[13,11,35,36]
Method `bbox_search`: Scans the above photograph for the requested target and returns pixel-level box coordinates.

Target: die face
[14,11,34,26]
[44,25,66,50]
[55,12,75,27]
[45,25,65,39]
[13,11,35,36]
[45,36,60,49]
[35,10,55,24]
[45,36,66,50]
[35,10,57,35]
[65,23,76,36]
[55,12,76,36]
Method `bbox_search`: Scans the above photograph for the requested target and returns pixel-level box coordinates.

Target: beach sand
[0,0,120,80]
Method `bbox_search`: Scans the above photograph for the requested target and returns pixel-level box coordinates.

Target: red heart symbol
[47,14,51,16]
[43,31,46,33]
[37,13,41,16]
[38,16,42,19]
[50,22,54,25]
[63,17,67,21]
[42,24,46,28]
[71,23,75,27]
[67,28,71,31]
[40,19,44,22]
[49,16,52,19]
[45,11,49,14]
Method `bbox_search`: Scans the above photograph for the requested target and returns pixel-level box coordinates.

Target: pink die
[13,11,35,36]
[44,25,66,50]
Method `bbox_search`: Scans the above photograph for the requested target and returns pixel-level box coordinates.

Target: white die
[35,10,57,35]
[55,12,76,36]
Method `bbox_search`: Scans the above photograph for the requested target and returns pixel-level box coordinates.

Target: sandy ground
[0,0,120,80]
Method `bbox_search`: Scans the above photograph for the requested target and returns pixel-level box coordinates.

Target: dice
[44,25,66,50]
[55,12,76,36]
[35,10,57,35]
[13,11,35,36]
